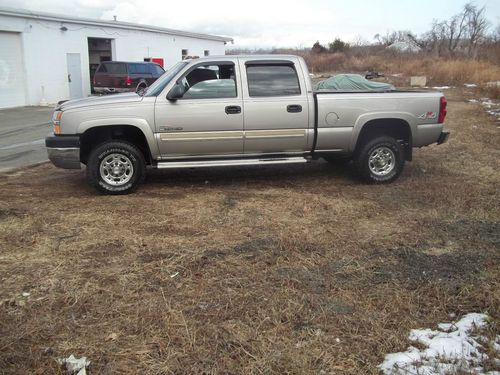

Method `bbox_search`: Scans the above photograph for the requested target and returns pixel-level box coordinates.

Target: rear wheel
[86,141,145,194]
[355,136,404,183]
[136,81,148,93]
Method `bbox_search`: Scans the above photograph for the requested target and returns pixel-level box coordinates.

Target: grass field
[0,90,499,374]
[304,53,500,86]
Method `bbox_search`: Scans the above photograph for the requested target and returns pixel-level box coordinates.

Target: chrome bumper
[45,133,81,169]
[47,147,81,169]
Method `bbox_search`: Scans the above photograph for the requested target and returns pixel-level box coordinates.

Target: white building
[0,7,233,109]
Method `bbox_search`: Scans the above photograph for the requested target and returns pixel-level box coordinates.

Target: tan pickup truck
[45,55,449,194]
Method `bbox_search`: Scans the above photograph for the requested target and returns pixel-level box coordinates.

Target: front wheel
[354,136,404,183]
[86,141,146,194]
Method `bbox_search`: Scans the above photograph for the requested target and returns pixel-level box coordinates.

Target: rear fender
[350,112,415,152]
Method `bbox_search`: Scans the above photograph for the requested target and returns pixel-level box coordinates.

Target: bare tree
[495,23,500,43]
[464,3,489,57]
[446,10,468,54]
[421,2,490,58]
[374,30,418,46]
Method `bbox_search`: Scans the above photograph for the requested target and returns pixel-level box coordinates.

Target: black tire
[86,141,146,194]
[136,81,147,92]
[354,136,404,183]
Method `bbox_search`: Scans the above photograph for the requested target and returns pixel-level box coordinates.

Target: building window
[204,50,210,56]
[182,49,188,60]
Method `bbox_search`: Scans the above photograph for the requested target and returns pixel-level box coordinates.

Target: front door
[66,53,83,99]
[239,61,310,154]
[155,62,243,159]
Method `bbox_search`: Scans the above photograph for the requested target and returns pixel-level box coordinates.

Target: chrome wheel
[99,153,134,186]
[368,146,395,177]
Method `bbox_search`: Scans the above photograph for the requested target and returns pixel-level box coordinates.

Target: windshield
[145,62,188,96]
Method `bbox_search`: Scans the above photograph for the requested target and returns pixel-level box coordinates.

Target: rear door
[239,59,310,154]
[154,60,244,158]
[94,62,127,89]
[128,63,153,86]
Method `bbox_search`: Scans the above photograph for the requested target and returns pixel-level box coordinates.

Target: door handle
[225,105,241,115]
[68,74,71,83]
[287,104,302,113]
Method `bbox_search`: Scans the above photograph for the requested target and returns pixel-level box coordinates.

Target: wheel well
[354,119,412,161]
[80,125,152,165]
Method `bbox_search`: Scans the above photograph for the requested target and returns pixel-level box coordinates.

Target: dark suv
[93,61,165,94]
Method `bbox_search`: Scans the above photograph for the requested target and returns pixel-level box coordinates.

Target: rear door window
[128,63,150,74]
[246,64,301,97]
[98,63,127,74]
[149,64,165,75]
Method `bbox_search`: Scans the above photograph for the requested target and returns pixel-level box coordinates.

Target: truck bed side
[313,91,445,153]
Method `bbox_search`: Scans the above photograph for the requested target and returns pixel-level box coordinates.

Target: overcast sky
[2,0,499,48]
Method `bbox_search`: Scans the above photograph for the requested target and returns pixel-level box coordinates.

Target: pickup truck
[45,55,449,194]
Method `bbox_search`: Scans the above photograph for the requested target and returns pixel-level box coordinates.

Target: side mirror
[167,83,185,100]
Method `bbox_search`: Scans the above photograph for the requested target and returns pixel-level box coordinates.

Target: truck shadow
[143,159,359,190]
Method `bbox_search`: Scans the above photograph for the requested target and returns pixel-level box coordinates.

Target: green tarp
[315,74,395,91]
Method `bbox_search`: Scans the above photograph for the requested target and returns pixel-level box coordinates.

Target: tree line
[311,2,498,58]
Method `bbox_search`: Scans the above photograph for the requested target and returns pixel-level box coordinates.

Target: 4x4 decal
[418,111,437,119]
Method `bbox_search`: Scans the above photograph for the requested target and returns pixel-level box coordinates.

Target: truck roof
[186,54,300,61]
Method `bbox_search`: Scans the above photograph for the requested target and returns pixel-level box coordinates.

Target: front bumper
[437,129,450,145]
[45,134,81,169]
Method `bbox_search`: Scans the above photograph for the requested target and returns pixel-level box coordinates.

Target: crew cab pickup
[45,55,449,194]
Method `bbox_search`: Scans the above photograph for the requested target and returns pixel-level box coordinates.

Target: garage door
[0,32,26,108]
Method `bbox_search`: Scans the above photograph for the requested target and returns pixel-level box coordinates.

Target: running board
[156,157,308,169]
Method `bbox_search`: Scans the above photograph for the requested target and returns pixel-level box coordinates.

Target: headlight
[52,111,63,134]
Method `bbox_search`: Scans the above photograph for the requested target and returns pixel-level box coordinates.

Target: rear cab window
[246,64,301,97]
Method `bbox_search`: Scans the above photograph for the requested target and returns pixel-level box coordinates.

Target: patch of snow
[432,86,452,90]
[379,313,500,375]
[486,110,500,118]
[464,83,478,88]
[482,100,500,109]
[57,355,90,375]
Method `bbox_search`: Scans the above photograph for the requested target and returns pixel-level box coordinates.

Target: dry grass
[0,91,499,374]
[304,52,500,86]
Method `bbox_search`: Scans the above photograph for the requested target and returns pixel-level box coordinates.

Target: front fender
[77,118,160,159]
